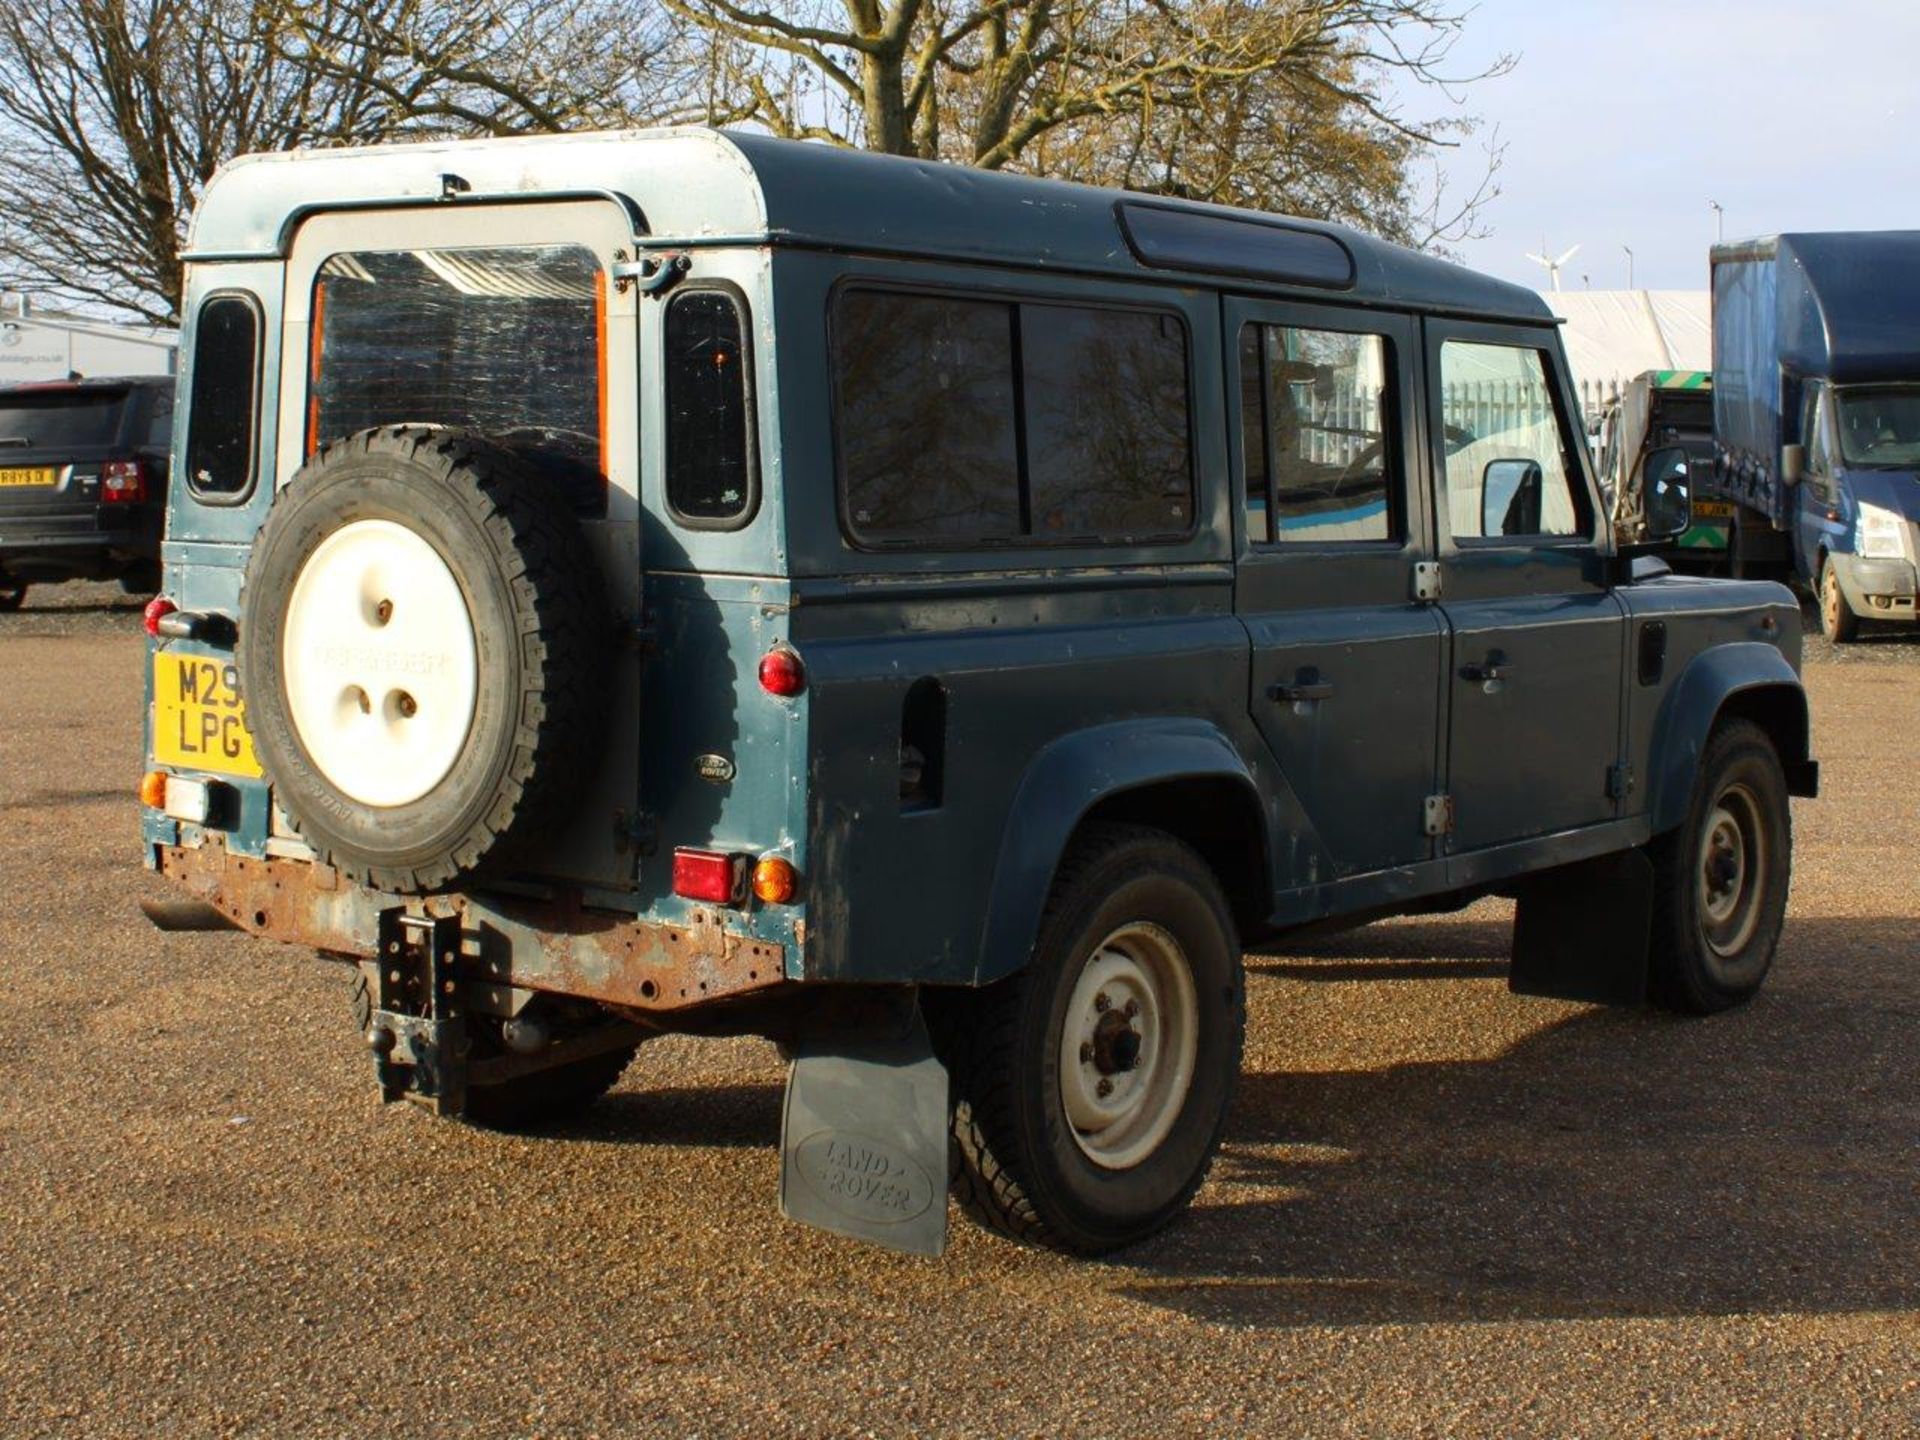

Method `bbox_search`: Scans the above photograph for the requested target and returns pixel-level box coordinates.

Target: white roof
[1543,290,1710,396]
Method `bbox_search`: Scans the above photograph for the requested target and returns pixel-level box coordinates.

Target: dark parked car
[0,376,172,608]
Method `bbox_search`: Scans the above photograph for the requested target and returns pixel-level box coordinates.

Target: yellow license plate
[1692,501,1733,518]
[0,467,56,487]
[152,652,262,777]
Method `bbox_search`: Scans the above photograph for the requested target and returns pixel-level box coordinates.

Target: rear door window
[0,390,129,450]
[186,296,260,496]
[308,244,604,500]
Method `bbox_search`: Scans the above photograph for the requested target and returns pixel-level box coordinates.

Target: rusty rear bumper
[156,843,791,1015]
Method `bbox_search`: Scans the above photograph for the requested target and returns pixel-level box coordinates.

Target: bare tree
[0,0,673,324]
[661,0,1508,247]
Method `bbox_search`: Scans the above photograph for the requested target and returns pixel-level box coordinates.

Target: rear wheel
[0,581,27,612]
[1646,720,1792,1014]
[940,825,1244,1254]
[1819,556,1860,643]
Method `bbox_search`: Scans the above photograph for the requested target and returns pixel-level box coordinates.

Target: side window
[1440,341,1583,540]
[833,289,1192,547]
[837,292,1021,542]
[309,244,604,506]
[1802,383,1833,487]
[665,289,756,526]
[185,295,260,497]
[1240,322,1397,544]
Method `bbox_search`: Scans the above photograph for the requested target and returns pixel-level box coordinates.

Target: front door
[1230,298,1443,882]
[281,201,644,889]
[1425,321,1625,854]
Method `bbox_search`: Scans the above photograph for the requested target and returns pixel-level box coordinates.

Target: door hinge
[1412,561,1442,602]
[1423,793,1455,836]
[1607,762,1636,800]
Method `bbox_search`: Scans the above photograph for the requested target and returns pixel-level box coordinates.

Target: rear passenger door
[1424,322,1625,853]
[1229,299,1443,879]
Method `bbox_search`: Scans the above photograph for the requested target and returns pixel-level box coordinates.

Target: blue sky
[1387,0,1920,290]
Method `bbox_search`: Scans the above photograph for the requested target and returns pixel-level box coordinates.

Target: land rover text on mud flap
[142,129,1817,1257]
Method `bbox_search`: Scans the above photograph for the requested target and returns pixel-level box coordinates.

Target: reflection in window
[665,290,754,523]
[1241,323,1395,544]
[1440,342,1582,538]
[310,245,604,505]
[836,292,1021,541]
[833,290,1192,546]
[1022,307,1189,537]
[186,296,259,495]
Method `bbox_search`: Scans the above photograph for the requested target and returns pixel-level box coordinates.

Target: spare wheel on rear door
[239,425,610,893]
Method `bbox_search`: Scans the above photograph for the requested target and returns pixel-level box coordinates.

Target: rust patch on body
[157,843,790,1013]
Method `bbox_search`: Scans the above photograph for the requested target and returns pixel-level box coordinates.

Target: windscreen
[1836,385,1920,468]
[0,390,127,450]
[308,245,604,503]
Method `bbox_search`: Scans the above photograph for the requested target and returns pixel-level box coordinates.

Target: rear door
[1229,298,1443,880]
[280,201,644,889]
[1425,321,1625,854]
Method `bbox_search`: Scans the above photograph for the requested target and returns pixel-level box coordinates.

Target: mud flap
[779,995,949,1257]
[1509,848,1653,1007]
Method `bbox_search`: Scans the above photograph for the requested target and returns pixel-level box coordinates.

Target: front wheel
[939,825,1244,1254]
[1646,719,1792,1014]
[1820,556,1860,643]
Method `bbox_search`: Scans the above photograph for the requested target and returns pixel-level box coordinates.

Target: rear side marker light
[757,646,805,698]
[139,771,168,809]
[672,848,744,904]
[101,458,148,503]
[751,856,798,905]
[142,597,177,636]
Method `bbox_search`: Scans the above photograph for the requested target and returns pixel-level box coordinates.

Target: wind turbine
[1525,241,1581,292]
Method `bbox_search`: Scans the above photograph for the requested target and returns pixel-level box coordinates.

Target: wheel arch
[1647,641,1817,836]
[974,719,1270,986]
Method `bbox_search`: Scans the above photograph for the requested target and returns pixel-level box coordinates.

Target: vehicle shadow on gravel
[1113,914,1919,1328]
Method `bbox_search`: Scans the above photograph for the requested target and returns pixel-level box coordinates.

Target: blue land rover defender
[143,130,1816,1256]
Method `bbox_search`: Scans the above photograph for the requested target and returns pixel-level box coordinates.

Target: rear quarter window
[186,295,260,497]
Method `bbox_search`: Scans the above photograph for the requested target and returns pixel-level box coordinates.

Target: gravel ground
[0,581,1915,1437]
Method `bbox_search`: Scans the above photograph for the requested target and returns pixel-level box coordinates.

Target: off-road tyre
[119,561,163,596]
[349,968,637,1130]
[239,426,608,892]
[1645,719,1792,1015]
[1819,556,1860,644]
[0,582,27,612]
[936,824,1244,1254]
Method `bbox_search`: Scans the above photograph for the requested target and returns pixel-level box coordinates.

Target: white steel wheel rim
[1698,780,1766,958]
[1059,922,1199,1171]
[281,519,479,808]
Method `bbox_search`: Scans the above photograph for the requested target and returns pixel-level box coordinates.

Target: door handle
[1268,670,1334,705]
[1459,652,1513,685]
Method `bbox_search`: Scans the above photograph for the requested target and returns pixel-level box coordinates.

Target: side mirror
[1781,443,1805,486]
[1481,458,1544,537]
[1642,446,1692,539]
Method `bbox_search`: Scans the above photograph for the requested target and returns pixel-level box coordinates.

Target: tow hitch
[366,909,470,1116]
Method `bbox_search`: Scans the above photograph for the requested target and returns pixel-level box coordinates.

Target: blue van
[1710,232,1920,640]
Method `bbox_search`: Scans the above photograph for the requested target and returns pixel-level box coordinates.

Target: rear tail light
[101,458,148,503]
[672,848,745,904]
[757,646,805,697]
